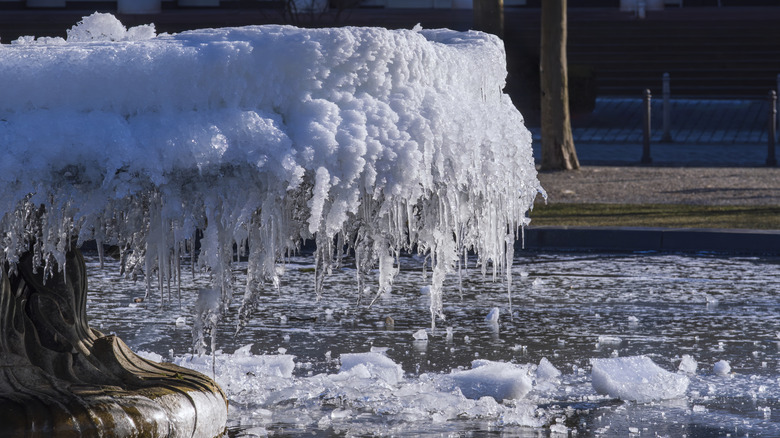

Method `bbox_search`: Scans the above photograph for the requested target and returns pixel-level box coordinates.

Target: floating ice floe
[597,335,623,346]
[591,355,689,402]
[448,360,533,401]
[536,357,562,382]
[339,352,404,385]
[713,359,732,376]
[412,329,429,341]
[678,354,698,374]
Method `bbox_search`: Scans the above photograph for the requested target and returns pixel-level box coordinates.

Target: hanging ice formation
[0,13,543,331]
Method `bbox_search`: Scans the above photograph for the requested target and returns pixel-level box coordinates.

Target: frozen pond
[84,249,780,437]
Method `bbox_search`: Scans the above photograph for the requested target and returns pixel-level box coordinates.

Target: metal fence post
[641,89,653,164]
[769,90,778,166]
[661,73,673,142]
[776,73,780,136]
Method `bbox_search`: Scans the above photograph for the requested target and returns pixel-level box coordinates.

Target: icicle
[176,241,182,308]
[314,228,332,301]
[96,237,104,269]
[144,245,152,302]
[457,249,463,301]
[505,232,514,317]
[368,238,398,307]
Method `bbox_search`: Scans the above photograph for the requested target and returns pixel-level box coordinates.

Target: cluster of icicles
[0,16,543,345]
[1,161,538,335]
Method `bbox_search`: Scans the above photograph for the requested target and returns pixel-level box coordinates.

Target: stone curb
[520,226,780,255]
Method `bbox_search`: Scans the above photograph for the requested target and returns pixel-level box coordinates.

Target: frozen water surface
[85,250,780,437]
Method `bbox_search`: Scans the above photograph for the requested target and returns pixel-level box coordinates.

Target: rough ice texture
[713,359,731,376]
[0,13,541,325]
[339,352,404,385]
[535,357,561,381]
[678,354,698,374]
[448,360,533,401]
[591,356,689,403]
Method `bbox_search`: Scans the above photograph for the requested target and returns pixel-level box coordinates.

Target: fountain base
[0,248,227,437]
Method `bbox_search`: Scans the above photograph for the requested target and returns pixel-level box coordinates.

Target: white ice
[485,307,500,323]
[0,13,542,330]
[153,348,546,431]
[447,359,533,401]
[536,357,561,381]
[713,359,732,376]
[339,352,405,385]
[591,355,690,402]
[678,354,698,374]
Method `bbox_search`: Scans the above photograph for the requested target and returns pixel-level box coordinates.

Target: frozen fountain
[0,13,541,436]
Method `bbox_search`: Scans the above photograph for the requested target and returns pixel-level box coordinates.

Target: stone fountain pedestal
[0,248,227,437]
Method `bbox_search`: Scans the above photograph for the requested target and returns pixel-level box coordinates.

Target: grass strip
[528,203,780,230]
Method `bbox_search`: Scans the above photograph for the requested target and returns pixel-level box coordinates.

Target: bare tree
[540,0,579,170]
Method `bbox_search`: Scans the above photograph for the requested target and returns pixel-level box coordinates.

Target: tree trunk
[473,0,504,38]
[540,0,580,171]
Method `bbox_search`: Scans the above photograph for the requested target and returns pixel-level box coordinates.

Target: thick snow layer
[0,13,541,326]
[591,356,690,402]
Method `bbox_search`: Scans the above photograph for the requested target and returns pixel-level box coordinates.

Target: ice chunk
[173,349,296,403]
[339,352,404,385]
[713,360,731,376]
[193,288,221,355]
[485,307,500,323]
[678,354,698,374]
[536,357,561,381]
[590,356,689,402]
[412,329,429,341]
[550,423,569,435]
[66,12,156,42]
[597,335,622,346]
[449,360,533,401]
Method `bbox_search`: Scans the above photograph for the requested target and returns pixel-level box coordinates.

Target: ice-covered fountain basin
[0,14,540,317]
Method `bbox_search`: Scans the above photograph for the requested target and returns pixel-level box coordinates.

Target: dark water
[85,250,780,437]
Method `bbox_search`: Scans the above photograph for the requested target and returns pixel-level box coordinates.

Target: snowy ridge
[0,14,542,326]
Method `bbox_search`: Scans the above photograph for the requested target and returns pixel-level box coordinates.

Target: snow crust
[591,356,690,402]
[0,13,541,328]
